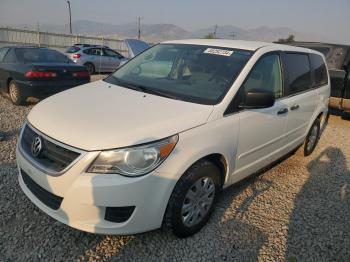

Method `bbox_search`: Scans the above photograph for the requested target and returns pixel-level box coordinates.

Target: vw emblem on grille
[63,69,67,73]
[31,136,43,157]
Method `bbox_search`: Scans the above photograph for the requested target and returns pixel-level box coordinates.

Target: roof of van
[162,39,317,53]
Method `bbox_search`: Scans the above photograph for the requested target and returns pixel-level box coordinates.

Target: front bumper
[16,146,177,235]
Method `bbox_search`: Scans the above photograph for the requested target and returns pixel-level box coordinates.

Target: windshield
[16,48,70,63]
[105,44,252,105]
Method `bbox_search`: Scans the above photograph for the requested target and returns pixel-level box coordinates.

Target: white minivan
[17,40,330,237]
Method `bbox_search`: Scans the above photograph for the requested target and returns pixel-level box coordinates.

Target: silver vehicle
[65,44,125,74]
[66,40,150,74]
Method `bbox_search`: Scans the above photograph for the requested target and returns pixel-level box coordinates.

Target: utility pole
[137,16,142,40]
[213,25,218,38]
[67,1,72,34]
[36,21,40,47]
[229,32,235,40]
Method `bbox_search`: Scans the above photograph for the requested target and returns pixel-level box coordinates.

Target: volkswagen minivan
[17,40,330,237]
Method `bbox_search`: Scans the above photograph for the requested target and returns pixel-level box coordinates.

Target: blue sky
[0,0,349,43]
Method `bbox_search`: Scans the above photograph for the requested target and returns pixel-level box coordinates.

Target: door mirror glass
[243,89,275,109]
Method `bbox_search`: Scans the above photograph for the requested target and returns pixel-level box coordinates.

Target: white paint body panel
[17,40,330,234]
[27,81,213,151]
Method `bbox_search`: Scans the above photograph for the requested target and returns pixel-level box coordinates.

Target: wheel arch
[202,153,228,188]
[305,104,328,138]
[175,152,229,190]
[6,77,14,93]
[161,152,230,232]
[84,61,95,70]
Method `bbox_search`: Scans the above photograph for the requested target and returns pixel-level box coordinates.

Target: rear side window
[310,54,328,86]
[0,47,9,61]
[15,48,69,63]
[283,53,312,95]
[66,46,81,53]
[104,48,124,58]
[83,48,103,56]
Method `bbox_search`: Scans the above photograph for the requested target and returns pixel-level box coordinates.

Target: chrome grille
[20,124,81,173]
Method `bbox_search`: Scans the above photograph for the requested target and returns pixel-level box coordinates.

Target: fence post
[36,22,40,47]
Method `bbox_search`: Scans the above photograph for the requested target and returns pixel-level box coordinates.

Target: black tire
[84,62,95,75]
[304,118,320,156]
[164,160,221,238]
[8,80,25,105]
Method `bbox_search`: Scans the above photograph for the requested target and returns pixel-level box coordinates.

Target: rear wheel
[84,62,95,75]
[304,118,320,156]
[8,80,25,105]
[164,160,221,238]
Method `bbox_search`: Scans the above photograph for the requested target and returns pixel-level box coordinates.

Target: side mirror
[242,89,275,109]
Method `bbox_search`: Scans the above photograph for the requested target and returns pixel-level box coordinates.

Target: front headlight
[87,134,178,176]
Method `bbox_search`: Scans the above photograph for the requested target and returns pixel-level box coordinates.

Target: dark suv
[291,42,350,112]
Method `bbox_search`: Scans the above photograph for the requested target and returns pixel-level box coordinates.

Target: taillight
[72,71,90,77]
[25,71,57,78]
[72,53,81,59]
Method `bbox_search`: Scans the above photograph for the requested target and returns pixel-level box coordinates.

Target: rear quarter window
[310,54,328,86]
[283,53,312,95]
[3,49,17,63]
[83,48,92,55]
[0,47,9,61]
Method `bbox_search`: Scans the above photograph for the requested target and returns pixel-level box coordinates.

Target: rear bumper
[16,79,89,98]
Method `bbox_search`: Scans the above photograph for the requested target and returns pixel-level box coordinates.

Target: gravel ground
[1,88,350,261]
[90,74,108,82]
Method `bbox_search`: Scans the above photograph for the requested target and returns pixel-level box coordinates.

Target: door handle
[290,104,300,110]
[277,108,288,115]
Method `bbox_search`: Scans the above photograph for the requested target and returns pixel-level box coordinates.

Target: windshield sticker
[204,48,234,56]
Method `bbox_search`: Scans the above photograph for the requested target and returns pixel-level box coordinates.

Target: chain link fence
[0,27,129,56]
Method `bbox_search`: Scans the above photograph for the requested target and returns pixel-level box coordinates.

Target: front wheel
[164,160,221,238]
[304,118,320,156]
[8,80,25,105]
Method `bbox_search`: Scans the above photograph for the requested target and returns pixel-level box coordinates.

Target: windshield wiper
[134,85,181,100]
[108,76,181,100]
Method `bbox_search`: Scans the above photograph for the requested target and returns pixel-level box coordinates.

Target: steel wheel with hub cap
[304,117,320,156]
[164,160,221,237]
[8,80,25,105]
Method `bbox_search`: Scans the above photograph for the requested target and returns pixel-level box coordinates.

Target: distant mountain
[38,20,194,43]
[19,20,330,43]
[194,25,331,43]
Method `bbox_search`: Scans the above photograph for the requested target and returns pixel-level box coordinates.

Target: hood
[125,39,150,58]
[27,80,213,151]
